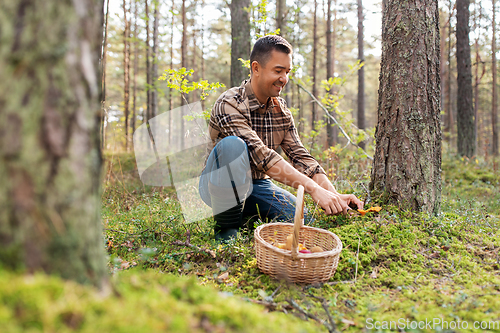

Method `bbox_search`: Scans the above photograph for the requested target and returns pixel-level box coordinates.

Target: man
[199,35,363,241]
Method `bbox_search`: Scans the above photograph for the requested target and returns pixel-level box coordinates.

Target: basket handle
[291,185,305,259]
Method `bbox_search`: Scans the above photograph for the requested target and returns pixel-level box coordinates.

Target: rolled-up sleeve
[280,121,326,178]
[211,101,284,173]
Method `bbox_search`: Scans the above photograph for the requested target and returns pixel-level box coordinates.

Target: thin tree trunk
[493,0,499,156]
[181,0,186,149]
[101,0,110,150]
[230,0,251,87]
[326,0,335,147]
[357,0,365,149]
[447,0,454,146]
[456,0,475,157]
[132,0,138,135]
[311,0,318,131]
[370,0,442,214]
[0,0,108,286]
[145,0,151,121]
[440,11,447,130]
[201,0,206,111]
[152,1,159,119]
[473,0,483,154]
[123,0,131,151]
[169,0,175,144]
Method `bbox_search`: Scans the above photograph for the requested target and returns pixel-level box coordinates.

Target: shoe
[209,182,245,230]
[214,227,239,242]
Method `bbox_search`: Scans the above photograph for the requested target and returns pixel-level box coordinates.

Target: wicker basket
[254,185,343,284]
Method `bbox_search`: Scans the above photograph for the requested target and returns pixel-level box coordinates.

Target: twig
[171,240,216,258]
[286,299,321,322]
[271,285,281,299]
[307,295,338,333]
[354,235,361,283]
[294,81,373,160]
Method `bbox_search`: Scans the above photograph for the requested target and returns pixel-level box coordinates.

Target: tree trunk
[132,0,138,135]
[447,0,454,146]
[152,1,159,119]
[230,0,251,88]
[123,0,131,151]
[311,0,318,131]
[493,0,499,156]
[181,0,187,149]
[326,0,336,148]
[169,0,175,144]
[370,0,442,214]
[145,0,151,121]
[0,0,108,286]
[101,0,110,150]
[456,0,475,157]
[473,0,484,154]
[357,0,365,149]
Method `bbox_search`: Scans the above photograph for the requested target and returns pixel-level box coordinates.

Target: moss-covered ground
[2,152,499,332]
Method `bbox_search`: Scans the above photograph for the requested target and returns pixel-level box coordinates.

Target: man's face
[252,50,292,101]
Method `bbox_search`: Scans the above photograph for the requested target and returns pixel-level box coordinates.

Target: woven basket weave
[254,185,343,284]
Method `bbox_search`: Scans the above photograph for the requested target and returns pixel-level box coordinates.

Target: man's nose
[279,73,288,85]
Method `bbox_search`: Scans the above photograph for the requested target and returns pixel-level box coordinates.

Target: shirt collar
[243,79,276,114]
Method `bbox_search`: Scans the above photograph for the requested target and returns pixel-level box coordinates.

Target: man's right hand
[309,186,350,215]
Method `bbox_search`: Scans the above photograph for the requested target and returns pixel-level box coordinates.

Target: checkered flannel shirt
[206,79,326,180]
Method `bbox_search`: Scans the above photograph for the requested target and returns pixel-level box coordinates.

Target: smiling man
[199,35,363,241]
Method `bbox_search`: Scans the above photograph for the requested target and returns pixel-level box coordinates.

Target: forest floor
[2,152,499,332]
[98,152,500,332]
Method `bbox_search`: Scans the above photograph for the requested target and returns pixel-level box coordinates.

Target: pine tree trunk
[152,1,159,119]
[101,0,110,150]
[370,0,442,214]
[230,0,251,88]
[145,0,151,121]
[311,0,318,131]
[181,0,186,149]
[132,0,138,135]
[447,0,454,146]
[493,0,499,156]
[0,0,108,286]
[123,0,131,151]
[326,0,336,148]
[357,0,365,149]
[456,0,475,157]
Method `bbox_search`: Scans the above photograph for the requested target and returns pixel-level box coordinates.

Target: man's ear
[251,61,260,76]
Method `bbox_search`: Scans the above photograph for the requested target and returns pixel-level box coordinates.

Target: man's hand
[265,160,364,215]
[310,187,363,215]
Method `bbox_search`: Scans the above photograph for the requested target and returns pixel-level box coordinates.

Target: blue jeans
[199,136,306,226]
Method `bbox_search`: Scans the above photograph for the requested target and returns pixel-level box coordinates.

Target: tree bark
[456,0,475,157]
[181,0,187,149]
[230,0,251,88]
[311,0,318,131]
[370,0,442,214]
[0,0,108,286]
[145,0,151,121]
[357,0,365,149]
[152,1,159,119]
[447,0,454,146]
[132,0,138,135]
[493,0,499,156]
[101,0,110,150]
[326,0,336,147]
[123,0,131,151]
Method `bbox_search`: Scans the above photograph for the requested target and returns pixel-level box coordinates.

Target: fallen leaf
[217,272,229,281]
[429,251,440,259]
[341,318,356,328]
[370,269,378,279]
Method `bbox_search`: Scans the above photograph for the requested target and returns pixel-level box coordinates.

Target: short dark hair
[250,35,293,72]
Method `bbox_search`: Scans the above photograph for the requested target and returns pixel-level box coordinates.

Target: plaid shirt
[206,79,326,180]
